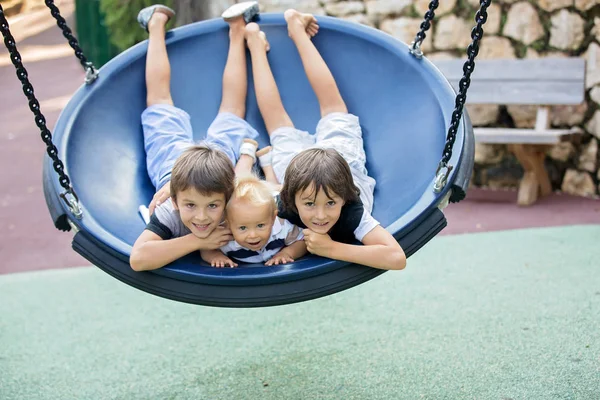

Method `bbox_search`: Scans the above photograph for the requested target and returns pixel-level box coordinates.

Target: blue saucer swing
[1,2,491,307]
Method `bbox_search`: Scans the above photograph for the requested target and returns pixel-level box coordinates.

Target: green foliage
[499,13,507,33]
[406,5,421,19]
[513,42,527,58]
[455,0,475,20]
[529,39,546,53]
[100,0,175,51]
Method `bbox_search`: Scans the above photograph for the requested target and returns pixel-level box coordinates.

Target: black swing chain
[0,5,82,218]
[441,1,491,165]
[410,0,439,58]
[411,0,492,192]
[44,0,98,83]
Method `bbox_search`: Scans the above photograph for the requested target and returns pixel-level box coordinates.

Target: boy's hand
[265,251,294,266]
[303,229,334,257]
[209,253,238,268]
[199,226,233,250]
[149,182,171,215]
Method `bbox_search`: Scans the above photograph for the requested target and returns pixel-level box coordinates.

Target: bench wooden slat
[432,58,585,105]
[474,127,578,144]
[459,81,583,105]
[434,58,585,81]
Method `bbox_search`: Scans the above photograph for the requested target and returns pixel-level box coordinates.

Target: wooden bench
[433,58,586,206]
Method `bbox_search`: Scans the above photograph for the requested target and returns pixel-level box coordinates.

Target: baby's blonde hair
[227,174,276,213]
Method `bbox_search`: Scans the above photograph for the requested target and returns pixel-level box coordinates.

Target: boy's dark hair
[280,148,360,213]
[170,145,235,202]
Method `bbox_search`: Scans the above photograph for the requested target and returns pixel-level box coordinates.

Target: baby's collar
[270,217,284,237]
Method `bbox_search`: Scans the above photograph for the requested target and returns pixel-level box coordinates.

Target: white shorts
[141,105,259,190]
[270,112,376,212]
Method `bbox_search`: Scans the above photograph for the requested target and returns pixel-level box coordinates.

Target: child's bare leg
[257,146,280,185]
[235,154,255,176]
[284,9,347,117]
[219,17,249,118]
[245,23,294,135]
[145,12,173,107]
[235,139,258,176]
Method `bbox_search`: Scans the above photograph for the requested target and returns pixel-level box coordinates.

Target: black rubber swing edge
[42,156,71,232]
[71,208,447,308]
[450,111,475,203]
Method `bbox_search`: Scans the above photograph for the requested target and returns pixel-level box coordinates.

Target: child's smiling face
[227,198,277,251]
[294,184,345,235]
[173,188,226,238]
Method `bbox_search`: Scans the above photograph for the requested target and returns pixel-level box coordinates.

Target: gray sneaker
[221,1,259,23]
[137,4,176,32]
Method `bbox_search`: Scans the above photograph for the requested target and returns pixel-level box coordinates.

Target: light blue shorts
[141,104,259,190]
[270,112,376,212]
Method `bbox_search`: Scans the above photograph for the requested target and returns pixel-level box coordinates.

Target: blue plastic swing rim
[47,13,465,286]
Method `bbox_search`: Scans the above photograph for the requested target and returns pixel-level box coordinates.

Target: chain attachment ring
[84,62,99,84]
[409,40,423,59]
[60,190,83,219]
[433,162,453,193]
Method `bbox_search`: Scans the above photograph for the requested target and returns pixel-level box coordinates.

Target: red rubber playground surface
[1,6,599,275]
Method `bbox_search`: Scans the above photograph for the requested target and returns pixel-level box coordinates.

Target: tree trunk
[173,0,237,25]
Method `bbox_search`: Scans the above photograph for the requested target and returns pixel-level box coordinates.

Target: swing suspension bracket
[85,62,99,84]
[60,189,83,219]
[0,4,83,220]
[433,161,453,193]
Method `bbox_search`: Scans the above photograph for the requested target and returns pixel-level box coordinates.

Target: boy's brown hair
[280,148,360,213]
[170,145,235,201]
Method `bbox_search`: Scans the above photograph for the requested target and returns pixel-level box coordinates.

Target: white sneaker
[221,1,260,23]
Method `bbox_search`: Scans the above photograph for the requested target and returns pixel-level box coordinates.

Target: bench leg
[508,144,552,206]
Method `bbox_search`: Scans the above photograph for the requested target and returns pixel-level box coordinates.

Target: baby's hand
[149,181,171,215]
[265,251,294,266]
[210,253,238,268]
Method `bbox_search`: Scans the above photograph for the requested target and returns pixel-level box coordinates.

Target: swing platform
[42,14,474,307]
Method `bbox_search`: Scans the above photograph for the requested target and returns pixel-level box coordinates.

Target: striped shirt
[220,217,304,263]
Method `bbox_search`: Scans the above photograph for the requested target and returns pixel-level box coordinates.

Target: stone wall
[213,0,600,198]
[1,0,49,17]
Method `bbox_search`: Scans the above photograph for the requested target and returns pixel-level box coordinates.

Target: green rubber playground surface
[1,225,599,399]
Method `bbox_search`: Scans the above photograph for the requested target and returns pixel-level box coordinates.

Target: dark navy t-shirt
[277,198,378,244]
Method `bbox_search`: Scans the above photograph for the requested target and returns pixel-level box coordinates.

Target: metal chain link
[0,4,82,218]
[433,0,492,192]
[409,0,439,58]
[44,0,98,83]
